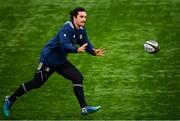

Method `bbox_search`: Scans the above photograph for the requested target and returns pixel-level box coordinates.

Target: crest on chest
[79,34,83,39]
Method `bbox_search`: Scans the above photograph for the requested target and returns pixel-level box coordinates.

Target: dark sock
[9,84,26,102]
[73,85,87,108]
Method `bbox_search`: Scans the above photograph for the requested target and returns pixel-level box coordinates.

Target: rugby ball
[144,40,160,53]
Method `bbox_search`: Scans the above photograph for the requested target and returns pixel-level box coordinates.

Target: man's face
[73,11,87,27]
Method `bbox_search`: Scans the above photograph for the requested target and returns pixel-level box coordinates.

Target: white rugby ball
[144,40,160,53]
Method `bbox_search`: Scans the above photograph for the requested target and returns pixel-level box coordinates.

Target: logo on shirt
[73,35,75,38]
[64,34,66,37]
[80,34,83,39]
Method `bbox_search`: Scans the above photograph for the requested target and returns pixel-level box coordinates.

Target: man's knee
[73,74,84,84]
[24,79,43,91]
[32,79,44,89]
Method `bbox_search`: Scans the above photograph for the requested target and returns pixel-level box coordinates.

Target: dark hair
[69,7,86,21]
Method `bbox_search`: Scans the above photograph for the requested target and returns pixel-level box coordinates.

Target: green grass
[0,0,180,120]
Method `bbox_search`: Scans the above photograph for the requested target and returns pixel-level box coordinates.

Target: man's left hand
[94,48,105,56]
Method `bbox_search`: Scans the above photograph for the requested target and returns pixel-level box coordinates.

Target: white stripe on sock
[73,84,83,87]
[15,96,19,99]
[22,83,27,92]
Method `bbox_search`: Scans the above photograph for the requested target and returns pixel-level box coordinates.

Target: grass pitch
[0,0,180,120]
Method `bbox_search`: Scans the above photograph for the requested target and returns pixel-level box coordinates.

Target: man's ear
[73,16,77,20]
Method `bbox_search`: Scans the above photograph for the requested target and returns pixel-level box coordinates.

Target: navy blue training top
[39,21,95,67]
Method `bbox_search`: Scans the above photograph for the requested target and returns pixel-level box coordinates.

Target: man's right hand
[77,43,88,53]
